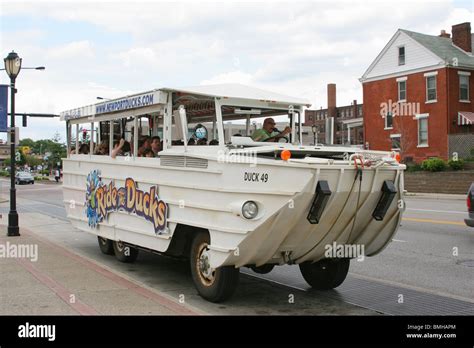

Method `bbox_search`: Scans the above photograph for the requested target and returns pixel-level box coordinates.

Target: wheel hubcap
[197,243,215,285]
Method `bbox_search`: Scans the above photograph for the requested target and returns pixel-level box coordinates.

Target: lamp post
[2,51,44,237]
[311,123,317,146]
[4,51,21,236]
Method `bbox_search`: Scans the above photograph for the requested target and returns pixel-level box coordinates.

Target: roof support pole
[214,98,225,147]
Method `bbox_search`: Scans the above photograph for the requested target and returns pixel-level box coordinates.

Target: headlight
[242,201,258,219]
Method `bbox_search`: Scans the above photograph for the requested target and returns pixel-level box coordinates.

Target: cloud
[46,40,95,60]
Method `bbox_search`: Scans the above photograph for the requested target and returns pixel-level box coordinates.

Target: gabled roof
[400,29,474,68]
[162,83,311,107]
[361,28,474,82]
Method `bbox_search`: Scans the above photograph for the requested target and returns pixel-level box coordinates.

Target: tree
[25,155,42,167]
[19,138,35,148]
[385,115,417,162]
[13,135,67,169]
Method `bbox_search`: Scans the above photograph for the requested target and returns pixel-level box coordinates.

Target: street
[1,179,473,315]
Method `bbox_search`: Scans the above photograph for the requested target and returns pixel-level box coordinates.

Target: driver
[251,118,291,142]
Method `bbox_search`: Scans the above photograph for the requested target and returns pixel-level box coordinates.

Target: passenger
[151,136,161,155]
[251,118,291,142]
[209,139,219,145]
[94,140,109,155]
[187,138,196,146]
[137,136,151,157]
[111,139,131,159]
[197,138,207,146]
[142,149,155,158]
[78,143,90,154]
[69,146,76,155]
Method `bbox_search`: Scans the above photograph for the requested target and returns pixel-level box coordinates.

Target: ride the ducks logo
[85,170,168,234]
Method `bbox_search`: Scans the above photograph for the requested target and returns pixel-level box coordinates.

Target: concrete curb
[404,192,466,200]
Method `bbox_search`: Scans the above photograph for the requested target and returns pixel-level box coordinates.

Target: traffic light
[22,115,27,127]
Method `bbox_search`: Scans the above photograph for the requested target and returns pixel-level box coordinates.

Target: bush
[40,169,50,176]
[421,158,447,172]
[406,163,422,172]
[448,159,465,170]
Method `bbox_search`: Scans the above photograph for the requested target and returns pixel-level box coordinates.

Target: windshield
[170,92,303,146]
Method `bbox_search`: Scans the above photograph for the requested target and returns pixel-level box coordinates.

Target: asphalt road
[1,179,473,314]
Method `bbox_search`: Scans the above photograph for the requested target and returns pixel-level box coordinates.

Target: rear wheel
[98,237,114,255]
[113,241,139,263]
[299,258,350,290]
[190,232,239,302]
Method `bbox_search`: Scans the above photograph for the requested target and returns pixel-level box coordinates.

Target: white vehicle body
[61,84,405,301]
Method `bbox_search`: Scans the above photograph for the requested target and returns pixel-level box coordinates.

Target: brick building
[304,84,363,145]
[360,22,474,162]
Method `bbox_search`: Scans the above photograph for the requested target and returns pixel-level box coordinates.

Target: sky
[0,0,473,142]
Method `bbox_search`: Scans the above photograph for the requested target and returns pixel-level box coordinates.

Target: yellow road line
[402,217,466,226]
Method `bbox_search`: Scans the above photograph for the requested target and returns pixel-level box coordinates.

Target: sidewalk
[0,215,201,315]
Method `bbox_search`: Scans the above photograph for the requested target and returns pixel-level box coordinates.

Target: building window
[390,134,401,150]
[398,46,405,65]
[417,116,428,147]
[385,112,393,129]
[398,80,406,101]
[459,74,469,101]
[426,75,437,102]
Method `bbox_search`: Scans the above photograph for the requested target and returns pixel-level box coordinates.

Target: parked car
[15,172,35,185]
[465,183,474,227]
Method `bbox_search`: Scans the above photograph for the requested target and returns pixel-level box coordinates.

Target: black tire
[98,236,114,255]
[113,240,139,263]
[299,258,350,290]
[250,264,275,274]
[190,232,239,302]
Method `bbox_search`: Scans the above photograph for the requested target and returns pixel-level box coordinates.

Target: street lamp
[3,51,44,236]
[311,124,316,145]
[4,51,21,237]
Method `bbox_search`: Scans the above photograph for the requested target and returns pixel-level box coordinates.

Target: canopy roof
[162,83,311,106]
[61,83,311,122]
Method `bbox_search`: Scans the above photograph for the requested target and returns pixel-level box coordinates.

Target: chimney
[352,100,358,119]
[327,83,336,118]
[439,29,450,38]
[451,22,471,52]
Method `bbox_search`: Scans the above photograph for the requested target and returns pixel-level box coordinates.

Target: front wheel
[190,232,239,302]
[113,241,139,263]
[299,258,350,290]
[98,236,114,255]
